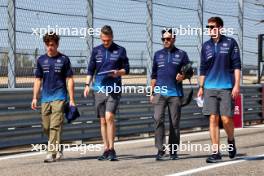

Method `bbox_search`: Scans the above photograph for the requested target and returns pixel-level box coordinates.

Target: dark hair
[43,32,60,44]
[101,25,113,36]
[208,17,224,27]
[161,28,176,38]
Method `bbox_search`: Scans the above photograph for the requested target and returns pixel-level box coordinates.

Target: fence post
[146,0,153,86]
[86,0,93,61]
[7,0,16,88]
[238,0,244,84]
[197,0,204,76]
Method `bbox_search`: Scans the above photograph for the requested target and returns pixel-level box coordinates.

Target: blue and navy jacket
[151,46,190,97]
[35,53,73,103]
[87,42,130,91]
[200,35,241,89]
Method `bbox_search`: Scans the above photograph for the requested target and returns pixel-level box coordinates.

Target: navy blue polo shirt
[200,35,241,89]
[87,42,130,91]
[35,53,73,103]
[151,46,190,97]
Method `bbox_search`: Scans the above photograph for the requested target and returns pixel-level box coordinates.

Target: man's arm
[113,48,130,77]
[150,53,157,101]
[232,69,241,99]
[150,79,157,96]
[231,39,241,99]
[197,46,207,97]
[177,52,191,81]
[31,78,42,110]
[84,49,96,97]
[67,76,75,106]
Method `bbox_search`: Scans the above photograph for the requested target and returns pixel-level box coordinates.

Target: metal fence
[0,85,263,148]
[0,0,263,88]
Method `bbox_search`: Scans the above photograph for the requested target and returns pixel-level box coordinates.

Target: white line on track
[165,154,264,176]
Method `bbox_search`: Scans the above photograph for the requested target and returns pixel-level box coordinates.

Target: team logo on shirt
[44,59,48,64]
[223,43,228,47]
[113,50,118,54]
[175,54,180,58]
[57,59,61,63]
[159,54,164,59]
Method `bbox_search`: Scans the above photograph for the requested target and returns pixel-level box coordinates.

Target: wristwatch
[85,83,90,87]
[199,85,204,89]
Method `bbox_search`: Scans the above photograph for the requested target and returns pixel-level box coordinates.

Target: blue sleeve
[87,49,96,76]
[64,56,73,77]
[182,52,190,66]
[151,53,157,79]
[34,58,43,78]
[199,46,207,76]
[231,39,241,70]
[120,48,130,74]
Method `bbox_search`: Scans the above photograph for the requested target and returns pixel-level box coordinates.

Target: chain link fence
[0,0,263,88]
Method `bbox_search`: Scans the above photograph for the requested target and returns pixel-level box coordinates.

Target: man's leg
[41,102,53,162]
[168,97,181,159]
[41,102,51,138]
[104,93,120,161]
[203,89,222,163]
[100,117,109,150]
[105,112,115,150]
[209,114,220,153]
[221,116,234,141]
[220,90,236,158]
[153,95,167,160]
[49,101,64,156]
[95,92,111,160]
[43,100,64,163]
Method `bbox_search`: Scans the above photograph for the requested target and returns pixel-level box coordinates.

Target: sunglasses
[206,25,217,29]
[161,38,173,42]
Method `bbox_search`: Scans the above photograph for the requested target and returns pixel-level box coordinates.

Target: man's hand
[111,70,121,78]
[232,85,240,99]
[69,99,76,107]
[84,86,90,98]
[176,73,185,82]
[150,95,154,104]
[31,98,38,110]
[197,88,204,97]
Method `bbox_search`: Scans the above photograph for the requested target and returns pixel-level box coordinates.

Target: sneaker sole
[108,158,118,161]
[170,157,179,160]
[44,160,56,163]
[206,159,222,163]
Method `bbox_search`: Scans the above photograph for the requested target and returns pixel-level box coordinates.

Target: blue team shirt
[200,35,241,89]
[151,46,190,97]
[35,53,73,103]
[87,42,130,91]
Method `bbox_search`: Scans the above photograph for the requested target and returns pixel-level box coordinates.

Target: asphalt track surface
[0,124,263,176]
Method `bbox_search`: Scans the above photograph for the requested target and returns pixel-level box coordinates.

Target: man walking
[197,17,241,163]
[150,28,190,160]
[31,32,75,163]
[84,25,129,161]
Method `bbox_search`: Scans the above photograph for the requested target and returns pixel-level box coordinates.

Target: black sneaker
[155,150,165,161]
[206,153,222,163]
[228,139,237,159]
[169,147,179,160]
[97,150,109,161]
[107,149,118,161]
[170,153,179,160]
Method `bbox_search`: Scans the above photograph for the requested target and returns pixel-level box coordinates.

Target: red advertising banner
[233,94,243,128]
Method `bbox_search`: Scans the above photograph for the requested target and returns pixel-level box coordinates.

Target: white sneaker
[44,154,56,163]
[56,152,63,161]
